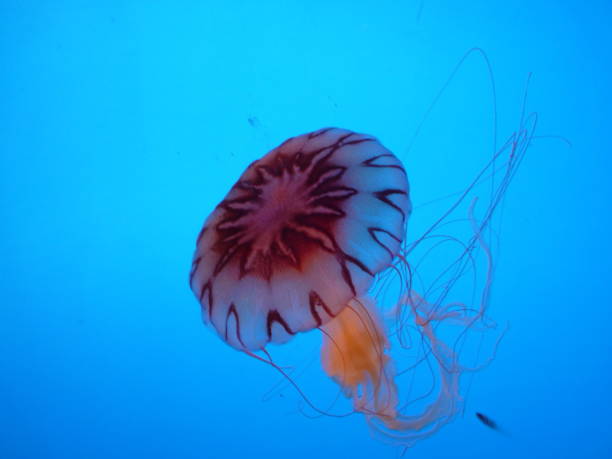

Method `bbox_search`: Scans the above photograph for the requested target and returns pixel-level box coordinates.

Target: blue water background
[2,1,611,458]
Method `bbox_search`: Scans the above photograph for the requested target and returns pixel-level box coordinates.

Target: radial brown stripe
[374,189,408,219]
[225,303,245,348]
[309,290,335,327]
[266,310,294,339]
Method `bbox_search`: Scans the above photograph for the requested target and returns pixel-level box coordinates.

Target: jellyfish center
[245,167,318,268]
[254,168,309,236]
[215,151,355,279]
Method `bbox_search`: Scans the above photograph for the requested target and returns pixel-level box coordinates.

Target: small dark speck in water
[247,116,260,128]
[476,412,498,430]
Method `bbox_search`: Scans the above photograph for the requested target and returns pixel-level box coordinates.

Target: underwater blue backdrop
[2,1,611,458]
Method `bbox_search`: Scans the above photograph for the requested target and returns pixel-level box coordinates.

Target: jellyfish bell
[189,128,410,352]
[189,127,420,437]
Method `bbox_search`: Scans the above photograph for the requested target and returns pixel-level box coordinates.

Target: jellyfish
[189,125,530,448]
